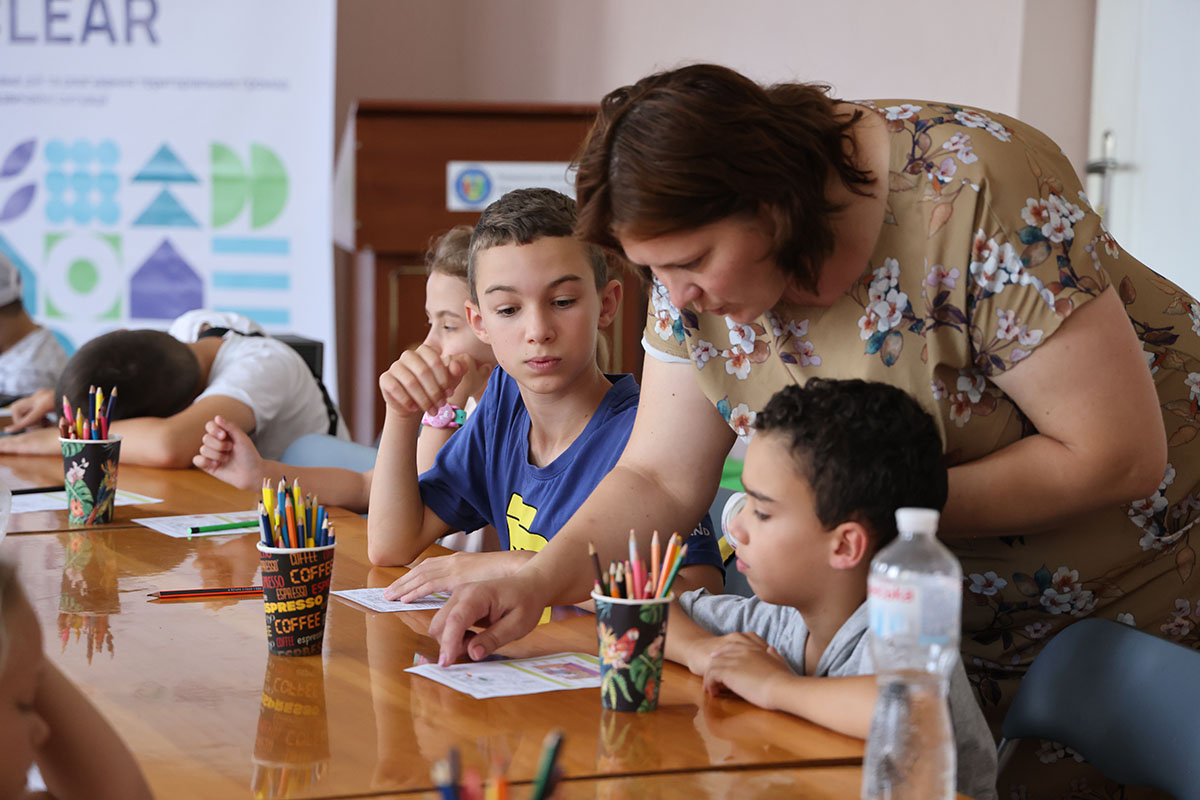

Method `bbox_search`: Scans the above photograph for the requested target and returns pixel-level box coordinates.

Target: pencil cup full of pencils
[255,478,337,656]
[59,435,121,526]
[59,386,122,526]
[590,530,688,712]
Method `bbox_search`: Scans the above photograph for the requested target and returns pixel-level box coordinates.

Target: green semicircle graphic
[211,143,247,228]
[249,144,288,229]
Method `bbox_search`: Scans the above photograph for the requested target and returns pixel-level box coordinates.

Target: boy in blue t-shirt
[369,188,723,601]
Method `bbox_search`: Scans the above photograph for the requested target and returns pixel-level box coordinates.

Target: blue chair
[997,617,1200,798]
[279,433,378,472]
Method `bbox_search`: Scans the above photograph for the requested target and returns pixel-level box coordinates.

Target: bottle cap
[894,507,940,535]
[720,492,746,551]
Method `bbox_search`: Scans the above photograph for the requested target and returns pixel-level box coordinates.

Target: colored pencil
[284,493,298,548]
[186,520,259,534]
[104,385,117,423]
[529,730,564,800]
[649,529,661,598]
[61,394,72,424]
[588,542,606,595]
[148,586,263,600]
[12,485,63,495]
[657,543,689,599]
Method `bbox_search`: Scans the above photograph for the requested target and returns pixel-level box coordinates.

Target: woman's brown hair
[573,63,875,293]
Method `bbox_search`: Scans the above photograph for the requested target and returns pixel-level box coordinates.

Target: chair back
[999,617,1200,798]
[279,433,378,472]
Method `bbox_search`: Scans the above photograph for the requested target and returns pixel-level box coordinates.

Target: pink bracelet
[421,404,466,429]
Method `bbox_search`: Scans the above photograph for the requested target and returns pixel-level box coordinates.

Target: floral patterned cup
[592,591,672,712]
[60,435,122,526]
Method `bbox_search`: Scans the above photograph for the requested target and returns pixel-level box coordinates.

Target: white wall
[337,0,1095,176]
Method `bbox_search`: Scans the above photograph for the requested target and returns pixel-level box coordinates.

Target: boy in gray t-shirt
[666,379,997,800]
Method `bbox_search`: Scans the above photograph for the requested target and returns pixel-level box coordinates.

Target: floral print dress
[644,100,1199,799]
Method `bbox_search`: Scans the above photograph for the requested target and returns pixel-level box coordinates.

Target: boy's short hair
[425,224,473,281]
[754,378,947,549]
[55,329,201,421]
[467,188,608,303]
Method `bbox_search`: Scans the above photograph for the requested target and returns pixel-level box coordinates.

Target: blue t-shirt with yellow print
[419,368,723,571]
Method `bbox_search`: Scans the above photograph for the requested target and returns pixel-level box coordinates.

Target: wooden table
[2,454,356,534]
[5,508,866,799]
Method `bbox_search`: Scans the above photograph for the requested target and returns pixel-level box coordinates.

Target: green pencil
[187,520,260,534]
[529,729,564,800]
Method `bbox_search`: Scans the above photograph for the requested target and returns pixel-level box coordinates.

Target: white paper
[406,653,602,699]
[11,489,163,514]
[132,510,260,538]
[332,587,449,612]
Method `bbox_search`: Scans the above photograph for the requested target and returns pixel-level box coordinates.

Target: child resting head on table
[0,560,153,800]
[371,187,724,604]
[664,378,998,800]
[192,225,501,552]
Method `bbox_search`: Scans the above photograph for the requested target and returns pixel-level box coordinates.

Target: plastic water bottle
[862,508,962,800]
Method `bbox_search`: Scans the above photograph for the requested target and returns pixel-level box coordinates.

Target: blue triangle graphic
[133,189,199,227]
[133,144,198,183]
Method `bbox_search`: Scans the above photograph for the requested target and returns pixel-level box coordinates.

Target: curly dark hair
[573,63,875,294]
[754,378,947,548]
[56,329,201,421]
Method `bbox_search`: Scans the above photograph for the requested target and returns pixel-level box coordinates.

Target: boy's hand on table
[379,345,473,417]
[680,630,767,677]
[701,636,791,710]
[5,387,55,432]
[192,415,264,491]
[384,550,535,603]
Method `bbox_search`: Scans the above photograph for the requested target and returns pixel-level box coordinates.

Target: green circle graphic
[68,259,99,293]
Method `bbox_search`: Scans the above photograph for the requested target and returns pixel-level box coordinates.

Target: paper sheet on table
[332,587,449,612]
[12,489,163,514]
[132,510,260,538]
[406,652,602,699]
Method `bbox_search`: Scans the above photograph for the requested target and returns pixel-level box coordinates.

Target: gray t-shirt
[679,589,998,800]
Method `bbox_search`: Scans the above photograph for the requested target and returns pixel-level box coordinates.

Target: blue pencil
[258,501,273,546]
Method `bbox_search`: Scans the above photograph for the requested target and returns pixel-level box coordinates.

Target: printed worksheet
[332,587,450,612]
[12,489,163,515]
[132,510,260,538]
[406,653,602,699]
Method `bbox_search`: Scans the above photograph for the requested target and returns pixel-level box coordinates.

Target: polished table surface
[1,457,891,799]
[2,454,356,534]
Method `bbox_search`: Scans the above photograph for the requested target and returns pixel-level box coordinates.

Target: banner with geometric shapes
[0,1,336,390]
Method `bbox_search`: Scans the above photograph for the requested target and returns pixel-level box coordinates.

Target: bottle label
[868,574,960,645]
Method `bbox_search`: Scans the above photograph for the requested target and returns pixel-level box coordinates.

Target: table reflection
[252,654,330,798]
[57,530,119,663]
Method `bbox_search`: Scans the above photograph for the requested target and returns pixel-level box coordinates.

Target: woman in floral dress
[430,64,1195,797]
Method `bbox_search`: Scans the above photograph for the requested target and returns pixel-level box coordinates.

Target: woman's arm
[430,356,735,664]
[941,286,1166,537]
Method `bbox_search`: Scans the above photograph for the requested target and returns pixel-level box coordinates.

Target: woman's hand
[429,356,735,666]
[701,638,792,710]
[192,415,265,491]
[5,387,55,432]
[383,549,535,603]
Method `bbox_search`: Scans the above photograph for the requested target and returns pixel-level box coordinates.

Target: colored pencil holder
[256,542,336,656]
[60,435,122,526]
[591,591,672,712]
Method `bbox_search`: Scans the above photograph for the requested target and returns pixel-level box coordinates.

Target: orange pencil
[656,533,680,596]
[284,493,298,548]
